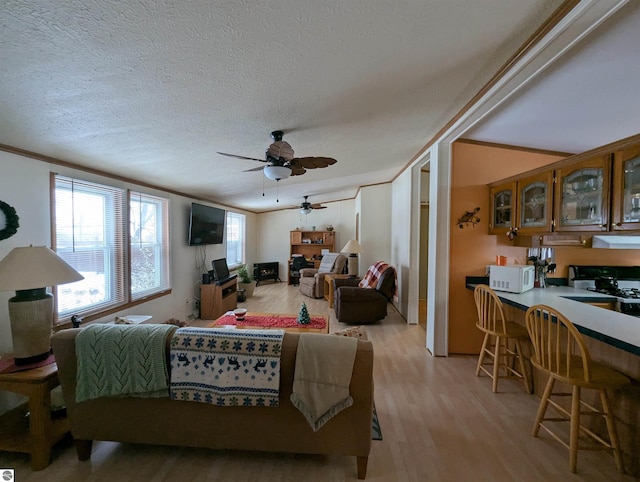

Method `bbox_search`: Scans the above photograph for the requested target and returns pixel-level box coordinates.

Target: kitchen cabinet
[515,172,553,235]
[611,145,640,231]
[488,135,640,238]
[489,182,516,234]
[554,154,610,232]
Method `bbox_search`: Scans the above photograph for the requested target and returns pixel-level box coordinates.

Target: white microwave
[489,265,535,293]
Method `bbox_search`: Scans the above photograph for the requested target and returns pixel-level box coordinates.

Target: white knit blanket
[290,333,358,431]
[170,328,284,406]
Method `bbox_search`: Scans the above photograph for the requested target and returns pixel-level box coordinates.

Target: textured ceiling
[2,0,567,211]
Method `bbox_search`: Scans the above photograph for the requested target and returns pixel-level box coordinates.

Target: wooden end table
[324,273,352,308]
[0,362,69,470]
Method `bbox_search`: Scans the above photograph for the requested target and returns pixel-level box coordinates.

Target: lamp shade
[341,239,364,254]
[0,245,84,291]
[263,165,291,181]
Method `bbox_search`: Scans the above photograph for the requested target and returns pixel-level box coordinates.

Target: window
[130,192,171,300]
[226,211,245,269]
[53,175,170,322]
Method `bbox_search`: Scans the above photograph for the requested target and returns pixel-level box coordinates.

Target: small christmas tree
[297,302,311,325]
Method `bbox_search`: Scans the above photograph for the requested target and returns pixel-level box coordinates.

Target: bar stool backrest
[525,304,593,383]
[473,285,508,336]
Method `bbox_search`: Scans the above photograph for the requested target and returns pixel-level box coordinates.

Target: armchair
[299,253,347,298]
[334,263,397,324]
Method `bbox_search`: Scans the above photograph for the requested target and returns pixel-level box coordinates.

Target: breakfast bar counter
[466,282,640,356]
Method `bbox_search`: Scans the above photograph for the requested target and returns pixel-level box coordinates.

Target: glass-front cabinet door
[516,172,553,234]
[489,182,516,234]
[611,145,640,230]
[554,155,610,232]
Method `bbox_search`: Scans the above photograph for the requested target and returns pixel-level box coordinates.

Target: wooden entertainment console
[200,277,237,320]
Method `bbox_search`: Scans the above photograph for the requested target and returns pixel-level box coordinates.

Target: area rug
[372,405,382,440]
[215,313,327,330]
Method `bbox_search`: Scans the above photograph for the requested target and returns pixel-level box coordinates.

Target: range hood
[592,235,640,249]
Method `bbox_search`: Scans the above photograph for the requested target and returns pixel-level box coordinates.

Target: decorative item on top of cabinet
[611,144,640,231]
[554,154,611,232]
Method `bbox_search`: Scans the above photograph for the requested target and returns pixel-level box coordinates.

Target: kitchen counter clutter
[466,280,640,356]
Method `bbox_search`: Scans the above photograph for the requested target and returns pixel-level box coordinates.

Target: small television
[211,257,233,282]
[188,203,225,246]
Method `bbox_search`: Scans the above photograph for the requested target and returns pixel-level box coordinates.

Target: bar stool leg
[475,332,489,377]
[534,377,555,437]
[492,335,501,393]
[514,338,532,393]
[600,388,624,473]
[569,385,581,473]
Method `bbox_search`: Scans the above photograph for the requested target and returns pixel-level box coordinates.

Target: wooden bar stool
[473,285,532,393]
[525,304,630,473]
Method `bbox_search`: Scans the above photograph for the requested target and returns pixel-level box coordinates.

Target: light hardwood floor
[1,282,635,481]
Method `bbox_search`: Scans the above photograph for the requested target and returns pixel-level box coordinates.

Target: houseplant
[237,264,255,298]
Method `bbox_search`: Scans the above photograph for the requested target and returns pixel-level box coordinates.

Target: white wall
[389,171,413,321]
[358,184,392,275]
[0,150,257,344]
[256,199,356,280]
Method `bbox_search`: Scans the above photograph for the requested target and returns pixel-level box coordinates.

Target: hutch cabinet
[553,154,610,232]
[288,230,336,284]
[611,145,640,231]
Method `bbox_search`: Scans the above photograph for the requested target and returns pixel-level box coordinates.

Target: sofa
[299,253,347,298]
[51,328,375,479]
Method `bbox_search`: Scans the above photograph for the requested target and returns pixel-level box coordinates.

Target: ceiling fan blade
[217,152,266,162]
[310,204,326,209]
[291,157,338,169]
[243,166,265,173]
[290,166,306,176]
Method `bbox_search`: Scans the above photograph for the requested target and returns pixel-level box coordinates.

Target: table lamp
[340,239,364,277]
[0,246,84,365]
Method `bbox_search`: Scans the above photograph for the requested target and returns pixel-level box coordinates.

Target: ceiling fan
[298,195,327,215]
[217,130,338,181]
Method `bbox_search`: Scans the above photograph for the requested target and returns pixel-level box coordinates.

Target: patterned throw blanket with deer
[169,328,285,407]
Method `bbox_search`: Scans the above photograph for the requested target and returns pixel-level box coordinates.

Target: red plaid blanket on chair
[358,261,398,302]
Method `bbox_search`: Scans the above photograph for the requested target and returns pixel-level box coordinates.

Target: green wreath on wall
[0,201,20,241]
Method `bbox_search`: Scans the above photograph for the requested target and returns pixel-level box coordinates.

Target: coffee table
[210,311,329,334]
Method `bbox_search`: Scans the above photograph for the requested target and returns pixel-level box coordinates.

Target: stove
[569,265,640,316]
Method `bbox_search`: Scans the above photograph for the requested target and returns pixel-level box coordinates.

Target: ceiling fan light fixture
[263,165,291,181]
[300,207,312,215]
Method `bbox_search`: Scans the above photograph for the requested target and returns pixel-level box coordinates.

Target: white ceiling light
[263,165,291,181]
[299,207,312,215]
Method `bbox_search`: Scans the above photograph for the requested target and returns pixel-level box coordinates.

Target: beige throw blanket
[290,333,358,431]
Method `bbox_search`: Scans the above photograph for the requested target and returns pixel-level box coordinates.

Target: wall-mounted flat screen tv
[188,203,225,246]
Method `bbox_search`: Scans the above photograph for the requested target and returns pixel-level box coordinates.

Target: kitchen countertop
[466,282,640,356]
